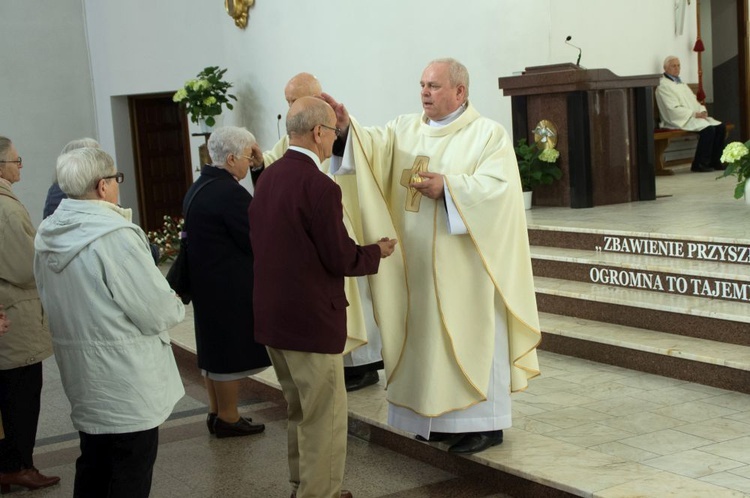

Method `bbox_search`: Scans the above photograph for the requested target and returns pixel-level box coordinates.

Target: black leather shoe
[213,416,265,438]
[207,412,254,435]
[345,370,379,392]
[691,164,714,172]
[448,430,503,454]
[415,431,456,442]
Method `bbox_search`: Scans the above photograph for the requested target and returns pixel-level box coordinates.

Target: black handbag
[166,178,217,304]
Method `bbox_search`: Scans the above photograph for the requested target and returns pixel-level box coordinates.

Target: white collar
[428,102,468,127]
[289,146,322,169]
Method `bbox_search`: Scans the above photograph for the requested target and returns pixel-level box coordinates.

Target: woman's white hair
[207,126,256,167]
[57,147,115,199]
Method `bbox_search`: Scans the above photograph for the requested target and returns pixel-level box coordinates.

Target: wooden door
[129,93,192,232]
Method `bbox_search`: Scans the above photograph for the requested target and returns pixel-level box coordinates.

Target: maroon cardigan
[249,149,381,354]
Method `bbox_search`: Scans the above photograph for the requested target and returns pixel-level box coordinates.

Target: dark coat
[43,183,66,219]
[249,150,381,354]
[185,166,270,373]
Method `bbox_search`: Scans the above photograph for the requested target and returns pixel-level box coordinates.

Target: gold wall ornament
[533,120,558,150]
[225,0,254,29]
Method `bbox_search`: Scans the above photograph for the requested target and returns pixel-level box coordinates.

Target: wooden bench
[653,124,734,176]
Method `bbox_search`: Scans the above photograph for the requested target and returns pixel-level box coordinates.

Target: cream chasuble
[243,135,381,361]
[333,103,541,420]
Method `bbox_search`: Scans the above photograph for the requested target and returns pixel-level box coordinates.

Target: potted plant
[514,138,562,209]
[172,66,237,129]
[718,141,750,203]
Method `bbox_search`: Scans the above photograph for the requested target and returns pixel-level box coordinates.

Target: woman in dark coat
[184,126,270,438]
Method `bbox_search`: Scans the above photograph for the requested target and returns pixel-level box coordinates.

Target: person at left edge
[0,136,59,494]
[34,147,185,498]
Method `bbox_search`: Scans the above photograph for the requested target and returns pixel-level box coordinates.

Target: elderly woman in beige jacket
[0,136,59,493]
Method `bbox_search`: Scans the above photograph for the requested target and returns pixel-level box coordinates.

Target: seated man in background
[34,147,185,498]
[655,55,726,172]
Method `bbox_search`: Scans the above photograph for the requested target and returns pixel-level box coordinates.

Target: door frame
[739,0,749,139]
[128,92,193,231]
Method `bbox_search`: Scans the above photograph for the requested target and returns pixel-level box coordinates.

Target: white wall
[83,0,698,149]
[0,0,96,224]
[2,0,701,225]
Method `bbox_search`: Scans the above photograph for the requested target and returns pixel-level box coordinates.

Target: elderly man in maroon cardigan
[249,97,397,498]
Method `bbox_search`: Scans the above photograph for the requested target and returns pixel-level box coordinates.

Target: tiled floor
[24,164,750,497]
[28,346,517,498]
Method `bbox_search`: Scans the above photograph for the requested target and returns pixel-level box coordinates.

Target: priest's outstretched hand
[320,92,350,137]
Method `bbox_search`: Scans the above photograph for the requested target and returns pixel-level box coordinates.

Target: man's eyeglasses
[0,157,21,165]
[102,172,125,184]
[314,124,341,137]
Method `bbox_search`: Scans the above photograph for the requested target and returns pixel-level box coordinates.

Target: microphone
[276,114,282,139]
[565,35,582,66]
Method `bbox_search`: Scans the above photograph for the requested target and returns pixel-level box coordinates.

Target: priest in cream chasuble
[329,59,540,452]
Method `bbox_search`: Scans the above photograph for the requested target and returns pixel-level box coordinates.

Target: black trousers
[694,122,727,169]
[74,428,159,498]
[0,362,43,472]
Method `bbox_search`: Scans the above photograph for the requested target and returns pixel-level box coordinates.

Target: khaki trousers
[267,347,347,498]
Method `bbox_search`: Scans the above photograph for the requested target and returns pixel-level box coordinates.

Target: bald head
[284,72,322,107]
[287,97,333,136]
[286,96,337,161]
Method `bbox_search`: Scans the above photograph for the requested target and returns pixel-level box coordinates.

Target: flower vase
[745,181,750,206]
[198,118,213,134]
[523,190,532,210]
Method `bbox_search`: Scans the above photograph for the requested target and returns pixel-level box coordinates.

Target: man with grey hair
[246,72,386,392]
[324,57,541,454]
[250,97,396,498]
[34,147,185,497]
[656,55,726,172]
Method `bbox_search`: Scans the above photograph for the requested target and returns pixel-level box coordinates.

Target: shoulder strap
[183,177,218,218]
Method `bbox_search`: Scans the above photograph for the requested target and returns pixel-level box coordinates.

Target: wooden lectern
[498,64,661,208]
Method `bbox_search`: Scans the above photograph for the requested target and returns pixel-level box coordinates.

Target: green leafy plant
[172,66,237,126]
[147,215,184,264]
[515,139,562,192]
[718,141,750,199]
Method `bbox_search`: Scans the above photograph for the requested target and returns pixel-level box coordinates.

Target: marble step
[534,276,750,346]
[531,246,750,304]
[528,227,750,267]
[531,245,750,280]
[539,312,750,371]
[538,311,750,394]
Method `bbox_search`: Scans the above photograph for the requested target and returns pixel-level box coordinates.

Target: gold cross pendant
[399,155,430,212]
